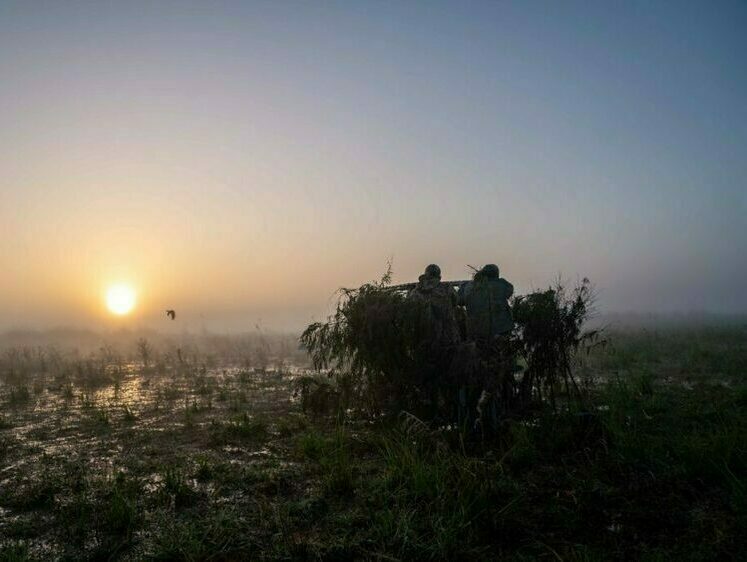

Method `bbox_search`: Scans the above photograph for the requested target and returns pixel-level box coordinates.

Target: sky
[1,1,746,332]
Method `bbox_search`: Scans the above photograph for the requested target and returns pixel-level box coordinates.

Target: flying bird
[166,310,176,320]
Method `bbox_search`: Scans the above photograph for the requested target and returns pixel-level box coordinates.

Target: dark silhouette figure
[458,264,513,343]
[407,264,460,349]
[406,265,462,413]
[166,310,176,320]
[457,264,516,429]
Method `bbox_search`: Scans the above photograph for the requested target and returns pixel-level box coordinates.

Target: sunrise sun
[106,284,136,315]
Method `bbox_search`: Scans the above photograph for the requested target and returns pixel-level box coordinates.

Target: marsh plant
[136,338,153,369]
[512,277,603,410]
[301,267,424,416]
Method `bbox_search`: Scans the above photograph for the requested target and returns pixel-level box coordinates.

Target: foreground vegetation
[0,326,745,560]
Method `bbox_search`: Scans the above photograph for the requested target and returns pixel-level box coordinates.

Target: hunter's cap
[481,264,500,278]
[424,264,441,278]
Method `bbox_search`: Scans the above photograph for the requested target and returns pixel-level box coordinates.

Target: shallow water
[0,362,313,559]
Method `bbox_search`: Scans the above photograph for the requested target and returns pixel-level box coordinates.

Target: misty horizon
[3,307,747,337]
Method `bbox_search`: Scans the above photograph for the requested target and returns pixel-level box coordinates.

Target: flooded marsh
[0,327,746,561]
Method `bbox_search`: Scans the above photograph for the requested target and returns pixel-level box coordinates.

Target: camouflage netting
[300,268,601,429]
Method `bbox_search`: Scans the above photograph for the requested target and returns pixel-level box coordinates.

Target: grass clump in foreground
[312,378,745,561]
[251,370,743,560]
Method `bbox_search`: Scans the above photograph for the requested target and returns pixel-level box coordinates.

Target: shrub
[512,277,603,410]
[301,266,425,416]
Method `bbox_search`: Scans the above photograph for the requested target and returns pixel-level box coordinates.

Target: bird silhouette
[166,310,176,320]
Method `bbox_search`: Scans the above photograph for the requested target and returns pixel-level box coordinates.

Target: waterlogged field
[0,327,745,561]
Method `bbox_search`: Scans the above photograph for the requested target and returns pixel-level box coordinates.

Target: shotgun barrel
[384,280,470,292]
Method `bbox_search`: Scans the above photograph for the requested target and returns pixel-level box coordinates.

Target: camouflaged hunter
[458,264,514,343]
[407,264,460,350]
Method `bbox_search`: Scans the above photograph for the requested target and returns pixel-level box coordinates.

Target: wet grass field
[0,327,746,561]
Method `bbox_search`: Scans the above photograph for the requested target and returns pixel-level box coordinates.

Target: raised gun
[384,280,470,292]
